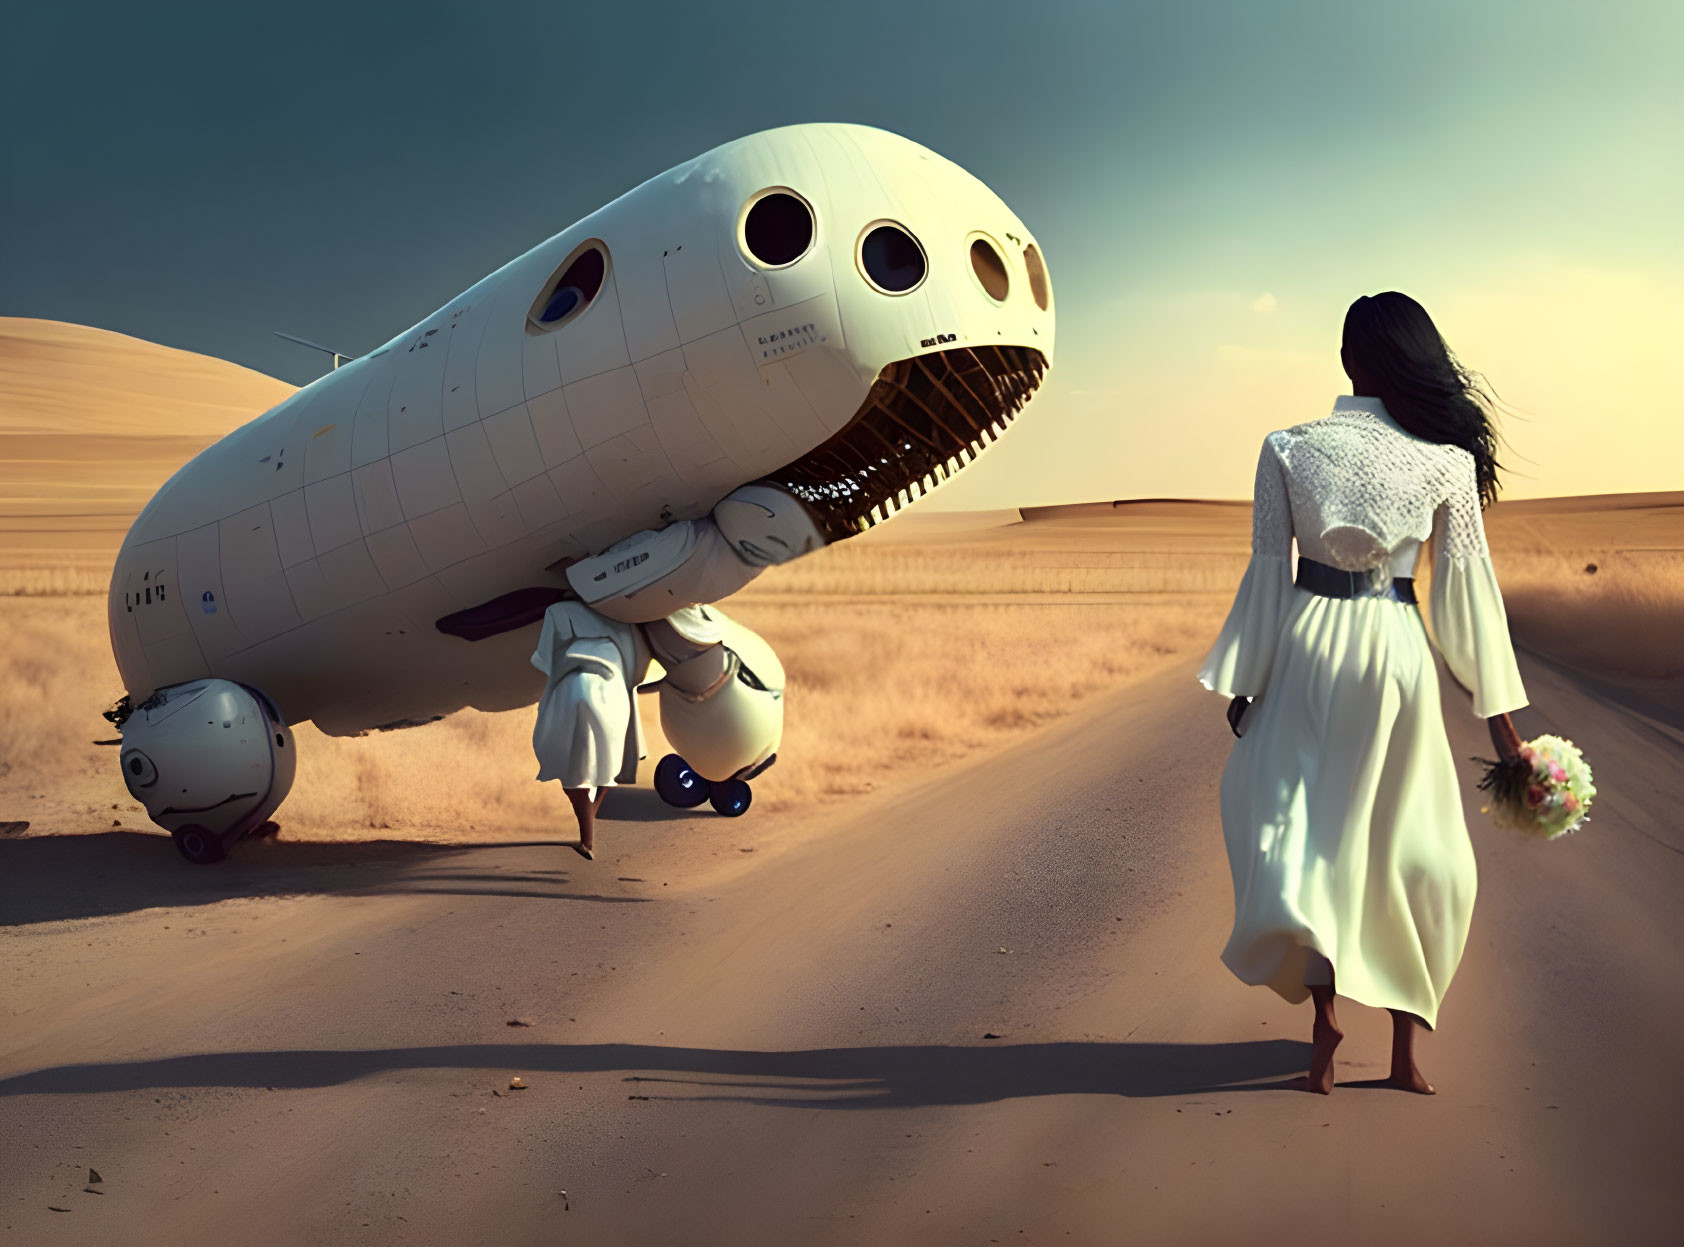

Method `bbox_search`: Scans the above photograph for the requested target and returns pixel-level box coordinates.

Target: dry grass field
[0,517,1239,842]
[3,317,1677,847]
[9,490,1677,848]
[1481,493,1684,681]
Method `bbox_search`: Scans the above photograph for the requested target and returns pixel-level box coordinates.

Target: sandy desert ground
[2,321,1682,1244]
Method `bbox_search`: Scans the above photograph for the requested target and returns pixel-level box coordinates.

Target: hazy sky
[4,1,1679,504]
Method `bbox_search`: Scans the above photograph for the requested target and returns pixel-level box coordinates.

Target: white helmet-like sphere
[120,678,296,859]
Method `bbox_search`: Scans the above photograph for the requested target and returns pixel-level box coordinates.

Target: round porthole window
[968,235,1010,303]
[528,242,608,332]
[122,749,158,792]
[857,222,927,295]
[741,189,815,268]
[1023,242,1051,312]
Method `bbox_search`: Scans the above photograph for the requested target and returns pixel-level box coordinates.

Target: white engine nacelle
[567,483,825,623]
[120,678,297,862]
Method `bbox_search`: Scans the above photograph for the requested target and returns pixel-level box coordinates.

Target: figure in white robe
[1199,393,1528,1090]
[531,602,650,856]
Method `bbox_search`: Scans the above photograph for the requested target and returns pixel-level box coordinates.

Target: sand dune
[0,318,292,440]
[0,318,295,590]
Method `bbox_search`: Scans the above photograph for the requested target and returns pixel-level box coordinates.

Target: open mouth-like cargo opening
[767,345,1048,542]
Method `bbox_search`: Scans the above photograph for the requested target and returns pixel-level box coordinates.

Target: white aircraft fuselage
[109,123,1055,739]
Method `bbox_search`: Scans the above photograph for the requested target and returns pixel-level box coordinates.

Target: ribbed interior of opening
[767,345,1048,542]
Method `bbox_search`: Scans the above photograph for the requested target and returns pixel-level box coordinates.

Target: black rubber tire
[172,824,228,864]
[654,754,711,808]
[708,779,753,818]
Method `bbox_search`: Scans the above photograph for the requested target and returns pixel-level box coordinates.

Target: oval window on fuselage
[968,235,1010,303]
[857,222,927,295]
[527,242,608,333]
[740,189,816,268]
[1023,242,1051,312]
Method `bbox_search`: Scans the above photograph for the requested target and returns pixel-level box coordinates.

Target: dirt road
[4,650,1680,1245]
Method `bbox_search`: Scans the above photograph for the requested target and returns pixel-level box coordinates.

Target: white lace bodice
[1250,395,1487,576]
[1200,394,1527,718]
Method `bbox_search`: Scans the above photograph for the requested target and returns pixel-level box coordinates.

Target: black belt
[1295,556,1417,604]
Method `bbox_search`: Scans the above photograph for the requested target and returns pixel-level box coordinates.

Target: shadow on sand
[597,785,700,823]
[0,1038,1313,1107]
[0,831,651,926]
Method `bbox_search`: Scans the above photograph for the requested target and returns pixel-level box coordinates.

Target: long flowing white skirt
[532,639,632,791]
[1219,591,1476,1029]
[531,603,643,792]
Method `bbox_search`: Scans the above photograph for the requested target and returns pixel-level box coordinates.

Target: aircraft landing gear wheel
[172,824,228,865]
[654,754,711,808]
[708,779,752,818]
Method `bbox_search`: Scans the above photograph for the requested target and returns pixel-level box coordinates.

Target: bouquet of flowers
[1475,734,1596,839]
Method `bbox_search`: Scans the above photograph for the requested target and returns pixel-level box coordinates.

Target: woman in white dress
[531,601,650,859]
[1199,292,1530,1095]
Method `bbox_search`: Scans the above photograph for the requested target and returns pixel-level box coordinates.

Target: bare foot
[563,788,598,859]
[1384,1064,1435,1094]
[1384,1009,1435,1094]
[1296,1016,1343,1094]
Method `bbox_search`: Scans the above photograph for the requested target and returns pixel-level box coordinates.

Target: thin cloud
[1250,292,1279,313]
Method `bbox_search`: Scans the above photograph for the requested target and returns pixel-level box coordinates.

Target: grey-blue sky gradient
[5,1,1679,501]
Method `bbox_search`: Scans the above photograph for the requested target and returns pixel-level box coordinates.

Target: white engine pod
[570,519,762,624]
[120,678,296,837]
[655,606,784,782]
[565,522,699,606]
[565,483,825,624]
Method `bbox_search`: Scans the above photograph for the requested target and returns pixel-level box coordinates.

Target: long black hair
[1341,292,1504,508]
